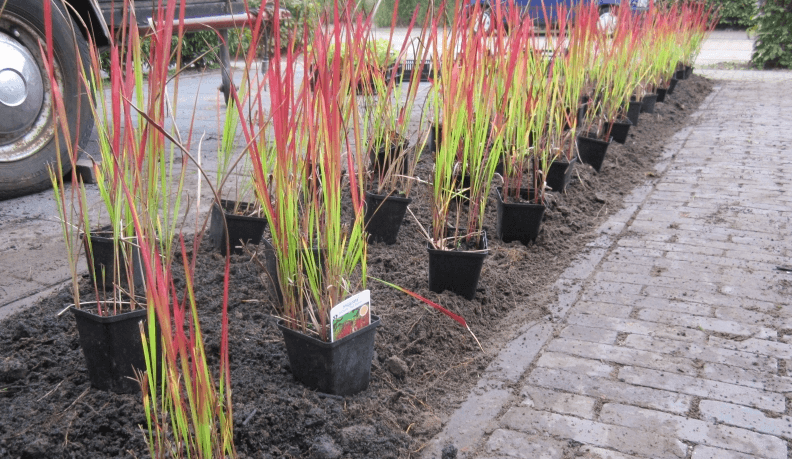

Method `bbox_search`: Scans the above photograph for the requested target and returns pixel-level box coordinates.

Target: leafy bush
[374,0,452,27]
[751,0,792,68]
[710,0,756,28]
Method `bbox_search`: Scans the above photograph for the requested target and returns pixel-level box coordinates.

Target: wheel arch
[63,0,110,48]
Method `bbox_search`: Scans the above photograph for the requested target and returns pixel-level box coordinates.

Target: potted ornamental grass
[362,4,439,245]
[208,85,267,255]
[246,2,378,395]
[426,3,509,300]
[47,3,189,393]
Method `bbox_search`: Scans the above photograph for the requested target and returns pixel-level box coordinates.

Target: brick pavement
[423,70,792,459]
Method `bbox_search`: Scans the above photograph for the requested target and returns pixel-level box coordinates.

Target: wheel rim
[0,12,58,163]
[597,11,617,34]
[474,10,492,34]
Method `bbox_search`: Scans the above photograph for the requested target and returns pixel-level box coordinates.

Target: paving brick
[595,271,720,294]
[699,400,792,440]
[500,407,688,459]
[527,367,692,415]
[535,352,614,378]
[558,248,608,281]
[558,324,619,345]
[547,337,699,376]
[708,337,792,359]
[578,446,645,459]
[573,301,633,319]
[567,312,708,343]
[481,430,566,459]
[635,309,757,338]
[421,388,512,458]
[600,403,787,458]
[641,285,777,311]
[623,334,778,373]
[519,386,596,419]
[598,261,654,276]
[483,323,555,383]
[618,366,785,413]
[691,445,761,459]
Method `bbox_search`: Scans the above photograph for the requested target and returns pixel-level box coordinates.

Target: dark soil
[0,75,713,459]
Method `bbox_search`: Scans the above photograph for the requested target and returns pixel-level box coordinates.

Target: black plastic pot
[370,139,410,176]
[209,200,267,256]
[675,68,686,80]
[685,65,693,79]
[577,134,612,173]
[577,102,589,128]
[667,78,679,95]
[641,93,658,114]
[278,315,380,396]
[496,188,546,245]
[626,100,642,127]
[83,230,144,291]
[656,88,668,103]
[545,157,577,192]
[606,118,632,144]
[426,122,442,155]
[364,191,412,245]
[428,231,488,300]
[71,305,150,393]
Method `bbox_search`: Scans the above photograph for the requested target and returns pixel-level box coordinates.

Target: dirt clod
[386,356,409,379]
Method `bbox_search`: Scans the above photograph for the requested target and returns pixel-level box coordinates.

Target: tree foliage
[751,0,792,68]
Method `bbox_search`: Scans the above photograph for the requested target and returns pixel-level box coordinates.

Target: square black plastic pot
[71,305,151,394]
[667,78,679,95]
[426,122,442,155]
[83,230,145,291]
[427,232,488,300]
[496,188,546,246]
[641,93,658,114]
[545,157,577,192]
[626,100,642,127]
[607,118,632,144]
[209,200,267,256]
[577,134,613,173]
[277,315,380,396]
[364,191,412,245]
[656,88,668,103]
[369,139,410,176]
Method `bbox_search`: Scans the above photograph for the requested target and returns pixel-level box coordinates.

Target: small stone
[0,357,27,382]
[441,443,458,459]
[311,434,342,459]
[594,194,606,203]
[385,356,408,379]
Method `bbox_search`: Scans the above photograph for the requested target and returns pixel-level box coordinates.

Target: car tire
[0,0,93,199]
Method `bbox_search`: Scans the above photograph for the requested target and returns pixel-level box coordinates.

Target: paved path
[423,69,792,458]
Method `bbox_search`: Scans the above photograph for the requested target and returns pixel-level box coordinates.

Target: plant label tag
[330,290,371,343]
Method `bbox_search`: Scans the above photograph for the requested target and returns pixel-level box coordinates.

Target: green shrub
[374,0,451,27]
[710,0,757,28]
[751,0,792,68]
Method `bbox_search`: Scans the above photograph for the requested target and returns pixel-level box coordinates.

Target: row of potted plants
[44,0,715,456]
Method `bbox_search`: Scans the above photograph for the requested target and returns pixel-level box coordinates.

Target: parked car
[470,0,650,31]
[0,0,282,199]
